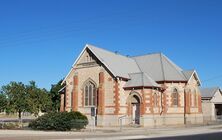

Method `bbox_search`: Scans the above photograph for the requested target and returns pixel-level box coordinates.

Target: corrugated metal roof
[124,72,160,88]
[88,44,141,79]
[63,44,198,86]
[200,87,220,98]
[183,70,195,80]
[132,53,187,81]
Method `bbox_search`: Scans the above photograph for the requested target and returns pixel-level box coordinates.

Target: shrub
[0,122,20,129]
[28,111,88,131]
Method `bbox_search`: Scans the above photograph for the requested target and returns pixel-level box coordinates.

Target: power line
[202,74,222,83]
[0,14,140,48]
[0,11,140,46]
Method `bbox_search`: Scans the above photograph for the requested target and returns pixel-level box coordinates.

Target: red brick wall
[140,89,145,115]
[60,94,64,112]
[72,75,78,111]
[114,79,120,115]
[198,94,202,113]
[98,72,105,115]
[185,91,190,114]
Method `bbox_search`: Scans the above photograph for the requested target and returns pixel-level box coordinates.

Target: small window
[86,55,89,62]
[172,88,179,106]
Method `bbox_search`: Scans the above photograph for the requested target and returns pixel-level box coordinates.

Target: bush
[28,111,88,131]
[0,122,20,129]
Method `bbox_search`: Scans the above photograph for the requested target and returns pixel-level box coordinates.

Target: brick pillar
[198,94,202,113]
[98,72,105,115]
[149,90,154,114]
[194,93,197,107]
[140,89,145,115]
[114,79,120,115]
[127,102,132,116]
[60,94,65,112]
[65,87,69,111]
[163,93,167,114]
[72,75,78,111]
[185,92,190,114]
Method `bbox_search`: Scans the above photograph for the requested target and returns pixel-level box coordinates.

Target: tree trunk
[18,110,22,121]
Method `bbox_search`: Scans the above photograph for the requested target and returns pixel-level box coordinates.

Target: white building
[201,87,222,122]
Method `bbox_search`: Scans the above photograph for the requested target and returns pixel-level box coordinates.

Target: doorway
[131,95,140,125]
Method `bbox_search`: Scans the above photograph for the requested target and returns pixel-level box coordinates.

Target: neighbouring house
[60,44,203,127]
[200,87,222,122]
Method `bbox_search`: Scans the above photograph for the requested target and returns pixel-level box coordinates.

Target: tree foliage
[0,81,52,119]
[49,79,64,112]
[0,93,7,112]
[26,81,52,116]
[1,82,28,120]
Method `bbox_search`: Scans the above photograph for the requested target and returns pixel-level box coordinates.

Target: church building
[60,44,203,127]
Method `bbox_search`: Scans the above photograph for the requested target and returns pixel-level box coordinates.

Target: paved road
[139,132,222,140]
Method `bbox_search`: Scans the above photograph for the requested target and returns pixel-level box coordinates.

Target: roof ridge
[161,53,186,80]
[133,58,143,73]
[131,52,162,58]
[160,53,166,81]
[213,87,220,95]
[142,72,145,86]
[87,44,132,60]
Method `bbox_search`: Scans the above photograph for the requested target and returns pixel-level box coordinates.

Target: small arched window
[84,82,96,106]
[172,88,179,106]
[154,93,158,107]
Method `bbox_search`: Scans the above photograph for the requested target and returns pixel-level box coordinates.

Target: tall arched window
[153,93,158,107]
[172,88,179,106]
[84,82,96,106]
[194,89,197,107]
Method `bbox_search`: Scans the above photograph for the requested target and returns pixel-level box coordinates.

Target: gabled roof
[87,44,141,79]
[62,44,141,84]
[183,70,194,80]
[124,72,160,88]
[200,87,221,99]
[62,44,201,87]
[132,53,187,82]
[182,70,201,86]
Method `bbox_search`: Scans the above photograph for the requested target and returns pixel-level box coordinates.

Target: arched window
[154,93,158,107]
[84,82,96,106]
[194,89,197,107]
[172,88,179,106]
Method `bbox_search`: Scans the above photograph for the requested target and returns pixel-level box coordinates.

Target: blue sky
[0,0,221,89]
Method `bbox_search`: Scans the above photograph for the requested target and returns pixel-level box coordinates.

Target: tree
[1,82,29,120]
[26,81,52,116]
[0,81,53,119]
[50,79,65,112]
[0,93,7,112]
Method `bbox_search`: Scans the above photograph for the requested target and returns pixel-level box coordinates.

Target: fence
[0,118,34,129]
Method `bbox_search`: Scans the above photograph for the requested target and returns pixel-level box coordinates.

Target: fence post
[120,118,122,131]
